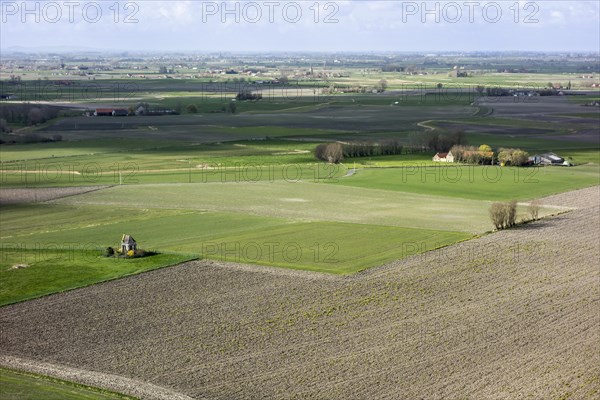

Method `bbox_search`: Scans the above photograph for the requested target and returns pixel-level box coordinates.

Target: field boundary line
[0,186,113,205]
[0,355,196,400]
[202,260,345,281]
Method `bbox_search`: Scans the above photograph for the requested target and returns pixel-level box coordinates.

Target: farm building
[121,235,137,253]
[530,152,565,165]
[433,151,454,162]
[112,109,129,116]
[94,108,129,116]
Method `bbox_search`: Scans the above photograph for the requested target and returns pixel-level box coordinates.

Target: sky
[1,0,599,53]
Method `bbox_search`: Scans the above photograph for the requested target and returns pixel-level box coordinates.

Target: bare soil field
[0,186,109,205]
[1,186,598,399]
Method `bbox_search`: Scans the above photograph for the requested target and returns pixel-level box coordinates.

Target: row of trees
[314,140,405,163]
[407,130,467,152]
[450,144,494,165]
[185,101,237,114]
[1,133,62,145]
[342,140,403,158]
[450,145,530,166]
[489,200,540,230]
[0,104,61,126]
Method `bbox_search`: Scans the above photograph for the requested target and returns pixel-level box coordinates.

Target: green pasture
[0,368,136,400]
[1,200,472,291]
[333,164,599,201]
[0,242,196,306]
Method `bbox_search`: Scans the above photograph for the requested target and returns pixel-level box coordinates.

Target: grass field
[1,84,598,304]
[0,368,136,400]
[0,246,196,306]
[1,200,473,278]
[333,164,600,201]
[46,181,530,232]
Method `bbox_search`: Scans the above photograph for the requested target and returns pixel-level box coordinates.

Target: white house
[433,151,454,163]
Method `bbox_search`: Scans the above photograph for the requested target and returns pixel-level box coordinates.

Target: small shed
[121,234,137,253]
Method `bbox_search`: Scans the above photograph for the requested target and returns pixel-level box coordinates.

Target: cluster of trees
[341,140,403,158]
[314,140,404,163]
[489,200,518,230]
[450,144,494,165]
[0,104,60,126]
[314,142,344,164]
[0,118,10,133]
[236,90,263,101]
[489,199,541,230]
[1,133,63,145]
[497,148,530,166]
[408,130,467,152]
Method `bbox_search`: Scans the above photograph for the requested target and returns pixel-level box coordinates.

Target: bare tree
[489,200,518,230]
[528,200,540,221]
[489,202,506,230]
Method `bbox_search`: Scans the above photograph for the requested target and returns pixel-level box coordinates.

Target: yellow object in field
[500,162,505,167]
[127,250,135,257]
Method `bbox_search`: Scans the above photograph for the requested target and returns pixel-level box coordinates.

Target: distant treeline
[485,87,565,96]
[407,130,467,153]
[314,131,469,163]
[0,104,61,126]
[314,140,405,163]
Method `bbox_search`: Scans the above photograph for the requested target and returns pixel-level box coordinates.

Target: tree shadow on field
[514,213,571,230]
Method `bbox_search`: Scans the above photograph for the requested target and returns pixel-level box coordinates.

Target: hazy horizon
[1,1,599,53]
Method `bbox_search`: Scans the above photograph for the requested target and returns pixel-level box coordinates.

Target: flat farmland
[37,103,475,136]
[1,186,597,399]
[333,164,600,201]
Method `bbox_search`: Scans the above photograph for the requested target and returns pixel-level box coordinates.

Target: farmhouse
[530,152,565,165]
[433,151,454,162]
[121,235,137,253]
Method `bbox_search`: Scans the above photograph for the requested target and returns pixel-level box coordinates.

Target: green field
[0,245,196,306]
[2,68,599,307]
[0,368,136,400]
[333,164,600,201]
[2,200,472,279]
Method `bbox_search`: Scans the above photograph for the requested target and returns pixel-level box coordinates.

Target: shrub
[506,200,518,228]
[528,200,540,220]
[104,247,115,257]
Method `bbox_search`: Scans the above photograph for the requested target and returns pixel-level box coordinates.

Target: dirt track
[1,186,598,399]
